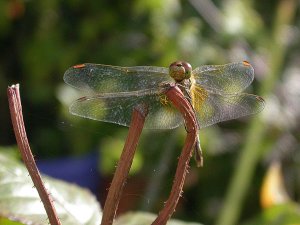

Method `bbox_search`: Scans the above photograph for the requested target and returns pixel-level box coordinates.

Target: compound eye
[182,62,192,79]
[169,61,192,81]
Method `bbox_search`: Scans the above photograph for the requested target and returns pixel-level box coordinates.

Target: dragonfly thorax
[169,61,192,82]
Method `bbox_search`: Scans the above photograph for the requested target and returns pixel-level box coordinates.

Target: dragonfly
[64,61,265,165]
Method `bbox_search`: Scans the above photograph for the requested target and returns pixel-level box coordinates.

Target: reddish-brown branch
[7,84,61,225]
[100,85,197,225]
[152,85,198,225]
[101,104,148,225]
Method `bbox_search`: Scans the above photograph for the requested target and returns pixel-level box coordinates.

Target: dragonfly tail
[194,136,203,167]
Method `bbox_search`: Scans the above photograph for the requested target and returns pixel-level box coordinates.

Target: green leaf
[0,151,102,225]
[115,211,203,225]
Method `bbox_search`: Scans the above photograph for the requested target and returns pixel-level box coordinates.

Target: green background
[1,0,300,224]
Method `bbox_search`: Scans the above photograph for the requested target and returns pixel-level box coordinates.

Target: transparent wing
[191,84,265,129]
[69,90,183,129]
[63,63,172,94]
[192,61,254,94]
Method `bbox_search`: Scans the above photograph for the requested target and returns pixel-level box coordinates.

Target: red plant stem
[101,104,148,225]
[152,85,198,225]
[7,84,61,225]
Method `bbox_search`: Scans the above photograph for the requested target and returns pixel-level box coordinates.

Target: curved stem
[7,84,61,225]
[152,85,198,225]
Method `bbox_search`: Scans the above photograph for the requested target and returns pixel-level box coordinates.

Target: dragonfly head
[169,61,192,82]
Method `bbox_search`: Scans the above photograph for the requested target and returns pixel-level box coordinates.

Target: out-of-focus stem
[216,1,297,225]
[7,84,61,225]
[141,130,179,211]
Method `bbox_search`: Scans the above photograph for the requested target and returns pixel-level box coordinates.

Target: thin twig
[152,85,198,225]
[101,104,148,225]
[7,84,61,225]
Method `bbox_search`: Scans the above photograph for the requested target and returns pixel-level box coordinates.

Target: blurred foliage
[243,203,300,225]
[0,218,24,225]
[1,0,300,224]
[99,129,143,175]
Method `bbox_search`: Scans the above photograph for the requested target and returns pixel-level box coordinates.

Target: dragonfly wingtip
[242,61,251,67]
[73,64,86,69]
